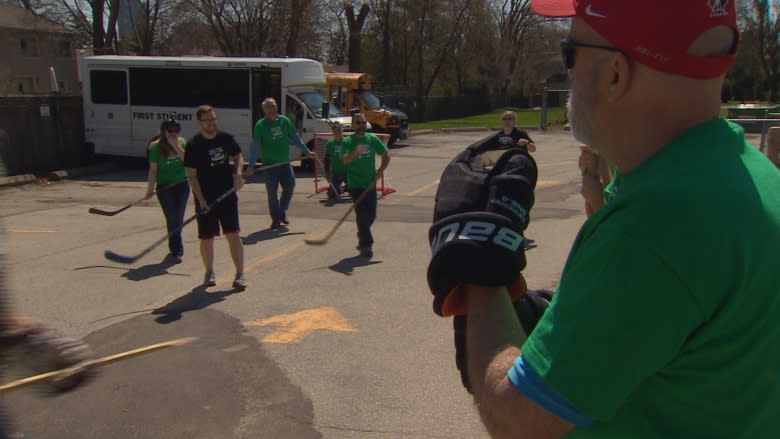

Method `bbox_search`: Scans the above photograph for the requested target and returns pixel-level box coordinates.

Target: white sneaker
[204,270,216,287]
[233,273,247,290]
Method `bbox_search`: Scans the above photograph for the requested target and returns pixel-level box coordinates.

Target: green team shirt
[342,133,388,189]
[325,138,349,174]
[148,138,187,185]
[520,119,780,438]
[253,115,296,164]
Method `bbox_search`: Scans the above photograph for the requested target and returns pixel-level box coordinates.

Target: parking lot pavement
[0,129,589,438]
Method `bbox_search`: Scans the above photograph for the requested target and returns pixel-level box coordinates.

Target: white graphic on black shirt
[209,147,226,167]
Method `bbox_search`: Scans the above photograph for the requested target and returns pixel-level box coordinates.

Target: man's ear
[607,52,632,103]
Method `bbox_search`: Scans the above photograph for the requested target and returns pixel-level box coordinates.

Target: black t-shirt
[496,127,533,150]
[184,131,241,200]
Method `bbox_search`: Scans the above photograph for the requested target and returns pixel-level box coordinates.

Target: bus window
[286,95,303,130]
[129,68,249,108]
[90,70,127,104]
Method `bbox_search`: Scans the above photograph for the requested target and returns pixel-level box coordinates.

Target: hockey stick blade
[104,249,140,264]
[88,181,187,217]
[88,205,133,216]
[303,230,336,246]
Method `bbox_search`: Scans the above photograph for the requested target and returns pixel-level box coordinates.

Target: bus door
[251,68,282,129]
[85,69,132,156]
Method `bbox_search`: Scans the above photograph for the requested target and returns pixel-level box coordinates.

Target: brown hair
[196,105,214,120]
[155,127,174,158]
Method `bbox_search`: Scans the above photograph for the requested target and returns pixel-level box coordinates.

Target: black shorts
[196,194,240,239]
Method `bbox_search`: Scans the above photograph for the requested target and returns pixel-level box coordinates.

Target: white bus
[80,55,353,165]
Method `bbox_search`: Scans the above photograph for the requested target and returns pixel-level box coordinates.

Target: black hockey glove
[427,134,537,316]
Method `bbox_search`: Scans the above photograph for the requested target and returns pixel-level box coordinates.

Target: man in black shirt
[184,105,247,290]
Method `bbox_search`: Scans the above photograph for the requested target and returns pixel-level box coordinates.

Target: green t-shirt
[342,133,388,189]
[325,138,349,174]
[602,169,621,203]
[253,115,296,164]
[148,138,187,185]
[521,119,780,438]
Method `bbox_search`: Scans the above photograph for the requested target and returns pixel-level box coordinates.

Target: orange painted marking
[244,306,358,344]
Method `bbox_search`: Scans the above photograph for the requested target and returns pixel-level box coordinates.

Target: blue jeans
[348,187,377,248]
[329,172,347,200]
[265,164,296,223]
[156,181,190,256]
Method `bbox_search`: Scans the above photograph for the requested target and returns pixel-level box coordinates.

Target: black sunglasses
[166,128,181,134]
[560,37,623,69]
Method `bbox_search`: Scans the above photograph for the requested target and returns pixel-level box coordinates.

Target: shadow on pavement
[74,257,191,282]
[152,285,242,324]
[241,228,304,245]
[328,255,382,275]
[121,256,191,281]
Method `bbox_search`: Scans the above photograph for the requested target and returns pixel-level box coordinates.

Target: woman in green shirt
[145,119,190,263]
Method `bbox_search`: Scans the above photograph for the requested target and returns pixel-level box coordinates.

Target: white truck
[79,55,353,164]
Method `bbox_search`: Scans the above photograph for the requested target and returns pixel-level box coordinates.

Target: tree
[185,0,273,56]
[739,0,780,102]
[41,0,121,53]
[323,0,348,65]
[492,0,541,96]
[266,0,327,58]
[121,0,183,55]
[368,0,392,84]
[344,2,370,71]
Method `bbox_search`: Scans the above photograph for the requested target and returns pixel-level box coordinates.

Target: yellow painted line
[215,241,305,286]
[7,229,57,233]
[244,306,357,344]
[222,344,248,353]
[407,179,440,197]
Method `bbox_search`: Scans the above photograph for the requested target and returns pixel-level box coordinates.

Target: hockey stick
[88,180,187,216]
[0,336,197,393]
[249,161,293,172]
[104,187,237,264]
[304,173,381,246]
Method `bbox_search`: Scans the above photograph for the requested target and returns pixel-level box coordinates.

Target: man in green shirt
[324,123,348,204]
[426,1,780,437]
[245,97,315,230]
[341,113,390,258]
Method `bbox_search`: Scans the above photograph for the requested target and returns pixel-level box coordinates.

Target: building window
[57,40,73,58]
[19,38,40,56]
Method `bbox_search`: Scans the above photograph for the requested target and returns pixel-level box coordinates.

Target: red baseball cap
[531,0,738,78]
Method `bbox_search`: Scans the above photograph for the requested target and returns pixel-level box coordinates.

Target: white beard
[567,72,599,150]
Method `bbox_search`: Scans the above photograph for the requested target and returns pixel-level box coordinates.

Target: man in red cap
[426,1,780,437]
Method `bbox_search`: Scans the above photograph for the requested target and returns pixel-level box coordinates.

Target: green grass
[412,108,568,130]
[411,105,748,130]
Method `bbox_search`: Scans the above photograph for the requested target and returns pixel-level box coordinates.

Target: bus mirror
[321,102,330,119]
